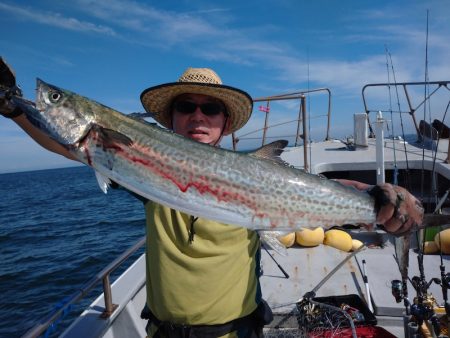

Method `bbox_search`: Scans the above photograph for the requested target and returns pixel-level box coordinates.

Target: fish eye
[49,91,62,103]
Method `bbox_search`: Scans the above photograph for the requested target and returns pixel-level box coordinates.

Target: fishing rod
[410,12,439,336]
[362,259,373,313]
[302,244,366,301]
[392,46,450,330]
[384,47,416,337]
[438,228,450,320]
[392,11,450,337]
[427,101,450,319]
[295,245,367,338]
[272,244,368,311]
[385,48,412,192]
[261,243,290,279]
[385,26,443,336]
[384,45,399,187]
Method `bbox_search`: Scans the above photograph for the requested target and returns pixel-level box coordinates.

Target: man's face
[171,93,229,145]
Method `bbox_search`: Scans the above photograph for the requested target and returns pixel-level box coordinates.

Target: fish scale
[30,78,379,230]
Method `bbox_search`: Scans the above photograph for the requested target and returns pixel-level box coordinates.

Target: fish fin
[97,126,133,147]
[95,171,112,194]
[248,140,290,165]
[127,111,156,119]
[127,112,158,126]
[87,126,133,171]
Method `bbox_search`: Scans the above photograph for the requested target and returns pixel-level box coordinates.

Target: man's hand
[337,179,424,236]
[0,92,18,117]
[0,57,23,118]
[373,183,424,235]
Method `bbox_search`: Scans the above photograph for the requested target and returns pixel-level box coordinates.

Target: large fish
[27,79,380,230]
[14,79,444,231]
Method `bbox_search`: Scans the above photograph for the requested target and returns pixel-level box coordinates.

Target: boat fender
[351,239,364,251]
[423,241,439,254]
[324,229,353,252]
[295,227,324,247]
[277,232,296,248]
[434,228,450,254]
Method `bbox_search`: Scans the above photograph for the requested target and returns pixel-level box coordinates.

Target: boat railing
[362,80,450,139]
[231,87,332,172]
[22,236,146,338]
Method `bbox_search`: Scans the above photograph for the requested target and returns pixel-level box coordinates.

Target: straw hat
[140,67,253,135]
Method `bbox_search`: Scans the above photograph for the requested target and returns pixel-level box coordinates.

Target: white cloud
[0,2,117,36]
[73,0,224,44]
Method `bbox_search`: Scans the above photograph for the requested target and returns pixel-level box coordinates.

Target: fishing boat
[21,81,450,338]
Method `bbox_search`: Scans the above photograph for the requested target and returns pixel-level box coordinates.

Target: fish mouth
[35,78,47,111]
[19,78,51,133]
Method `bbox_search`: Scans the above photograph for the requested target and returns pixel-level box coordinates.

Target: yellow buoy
[351,239,364,252]
[277,232,296,248]
[324,229,353,252]
[434,228,450,254]
[295,227,324,247]
[422,241,439,255]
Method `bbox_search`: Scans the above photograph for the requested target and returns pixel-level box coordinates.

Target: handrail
[22,235,146,338]
[252,87,332,142]
[231,87,332,173]
[361,80,450,138]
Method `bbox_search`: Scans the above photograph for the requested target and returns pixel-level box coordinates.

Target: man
[1,67,423,337]
[138,68,271,337]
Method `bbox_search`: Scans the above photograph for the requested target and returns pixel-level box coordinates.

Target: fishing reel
[409,280,444,337]
[410,300,441,336]
[410,295,436,321]
[411,276,441,297]
[391,280,404,303]
[442,272,450,289]
[391,279,441,335]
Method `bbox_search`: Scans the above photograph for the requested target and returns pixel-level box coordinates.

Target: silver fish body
[31,79,377,230]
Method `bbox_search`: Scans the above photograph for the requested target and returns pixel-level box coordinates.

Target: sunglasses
[173,100,226,116]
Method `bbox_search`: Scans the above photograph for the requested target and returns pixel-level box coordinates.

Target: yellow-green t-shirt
[144,200,262,325]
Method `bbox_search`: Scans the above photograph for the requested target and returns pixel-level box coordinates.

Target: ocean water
[0,166,146,337]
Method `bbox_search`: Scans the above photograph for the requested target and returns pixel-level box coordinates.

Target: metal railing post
[22,236,146,338]
[261,101,270,146]
[301,97,309,173]
[446,139,450,164]
[101,274,118,318]
[294,96,304,147]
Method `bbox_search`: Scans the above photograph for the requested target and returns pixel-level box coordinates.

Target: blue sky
[1,0,449,173]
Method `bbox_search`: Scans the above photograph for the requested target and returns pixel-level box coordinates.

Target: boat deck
[281,137,450,175]
[261,232,449,337]
[62,238,449,338]
[61,136,450,338]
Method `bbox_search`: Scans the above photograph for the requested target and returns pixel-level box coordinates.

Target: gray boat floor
[261,230,449,337]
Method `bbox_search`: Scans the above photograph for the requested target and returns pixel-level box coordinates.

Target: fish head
[33,78,94,145]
